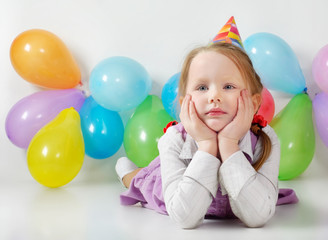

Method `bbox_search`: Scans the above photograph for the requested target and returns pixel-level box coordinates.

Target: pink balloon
[313,92,328,147]
[313,44,328,93]
[5,89,85,148]
[257,87,275,123]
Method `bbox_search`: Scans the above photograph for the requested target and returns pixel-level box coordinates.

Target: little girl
[116,41,298,229]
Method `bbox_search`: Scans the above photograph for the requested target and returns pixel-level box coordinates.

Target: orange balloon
[10,29,81,89]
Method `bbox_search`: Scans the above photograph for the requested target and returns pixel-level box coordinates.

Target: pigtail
[250,124,272,171]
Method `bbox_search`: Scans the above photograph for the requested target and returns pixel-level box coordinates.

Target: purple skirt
[120,156,298,218]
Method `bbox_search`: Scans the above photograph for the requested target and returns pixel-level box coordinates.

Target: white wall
[1,0,328,184]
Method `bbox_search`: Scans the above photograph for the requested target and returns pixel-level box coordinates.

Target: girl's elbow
[242,206,275,228]
[167,206,203,229]
[176,218,201,229]
[243,218,266,228]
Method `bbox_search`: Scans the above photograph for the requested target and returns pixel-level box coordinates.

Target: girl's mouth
[206,108,226,116]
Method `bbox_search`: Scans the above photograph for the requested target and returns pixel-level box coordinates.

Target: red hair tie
[252,114,267,128]
[163,121,179,133]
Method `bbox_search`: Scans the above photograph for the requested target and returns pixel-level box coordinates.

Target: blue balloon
[244,33,306,94]
[79,96,124,159]
[89,56,152,111]
[161,72,180,120]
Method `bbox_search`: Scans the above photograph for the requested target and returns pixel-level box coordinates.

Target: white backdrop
[3,1,328,239]
[1,0,328,192]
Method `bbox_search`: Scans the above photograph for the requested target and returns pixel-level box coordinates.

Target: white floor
[1,159,328,240]
[2,1,328,239]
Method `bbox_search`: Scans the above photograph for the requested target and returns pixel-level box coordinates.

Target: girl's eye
[224,85,235,90]
[197,85,208,91]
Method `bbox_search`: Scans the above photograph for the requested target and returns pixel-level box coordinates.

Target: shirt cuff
[184,151,221,197]
[219,151,256,200]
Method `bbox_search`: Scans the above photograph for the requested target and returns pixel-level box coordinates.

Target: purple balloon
[5,89,85,148]
[313,92,328,147]
[313,44,328,93]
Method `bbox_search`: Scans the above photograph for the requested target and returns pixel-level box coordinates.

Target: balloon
[10,29,81,89]
[257,88,275,123]
[313,92,328,147]
[79,96,124,159]
[270,93,315,180]
[89,56,152,111]
[123,95,174,167]
[244,33,306,94]
[161,72,180,120]
[27,108,84,188]
[5,89,85,149]
[312,44,328,93]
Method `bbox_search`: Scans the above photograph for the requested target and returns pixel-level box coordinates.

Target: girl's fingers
[189,100,201,124]
[244,90,255,118]
[235,90,252,124]
[241,90,256,125]
[180,95,191,121]
[237,93,245,118]
[242,90,250,116]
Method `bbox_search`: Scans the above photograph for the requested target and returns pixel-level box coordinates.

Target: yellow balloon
[27,108,84,188]
[10,29,81,89]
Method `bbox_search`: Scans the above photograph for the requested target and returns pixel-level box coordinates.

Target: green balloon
[270,93,315,180]
[123,95,174,167]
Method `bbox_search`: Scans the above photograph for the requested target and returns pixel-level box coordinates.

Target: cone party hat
[212,16,243,49]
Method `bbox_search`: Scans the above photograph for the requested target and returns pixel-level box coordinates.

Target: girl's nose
[209,92,221,103]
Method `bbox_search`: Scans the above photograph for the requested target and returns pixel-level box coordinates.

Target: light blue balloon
[79,96,124,159]
[89,56,152,111]
[244,33,306,94]
[161,72,180,120]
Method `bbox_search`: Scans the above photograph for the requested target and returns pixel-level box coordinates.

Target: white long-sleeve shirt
[158,124,280,229]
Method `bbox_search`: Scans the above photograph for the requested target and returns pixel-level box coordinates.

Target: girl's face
[182,51,256,132]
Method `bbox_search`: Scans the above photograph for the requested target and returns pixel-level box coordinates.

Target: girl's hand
[180,95,218,157]
[218,90,255,161]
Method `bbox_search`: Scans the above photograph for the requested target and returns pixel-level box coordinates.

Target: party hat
[212,16,244,49]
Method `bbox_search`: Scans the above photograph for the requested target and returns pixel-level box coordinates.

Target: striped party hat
[212,16,244,49]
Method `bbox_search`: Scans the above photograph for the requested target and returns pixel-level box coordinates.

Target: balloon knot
[303,87,308,94]
[82,89,90,98]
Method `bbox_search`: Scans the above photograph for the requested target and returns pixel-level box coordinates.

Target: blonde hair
[179,42,271,171]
